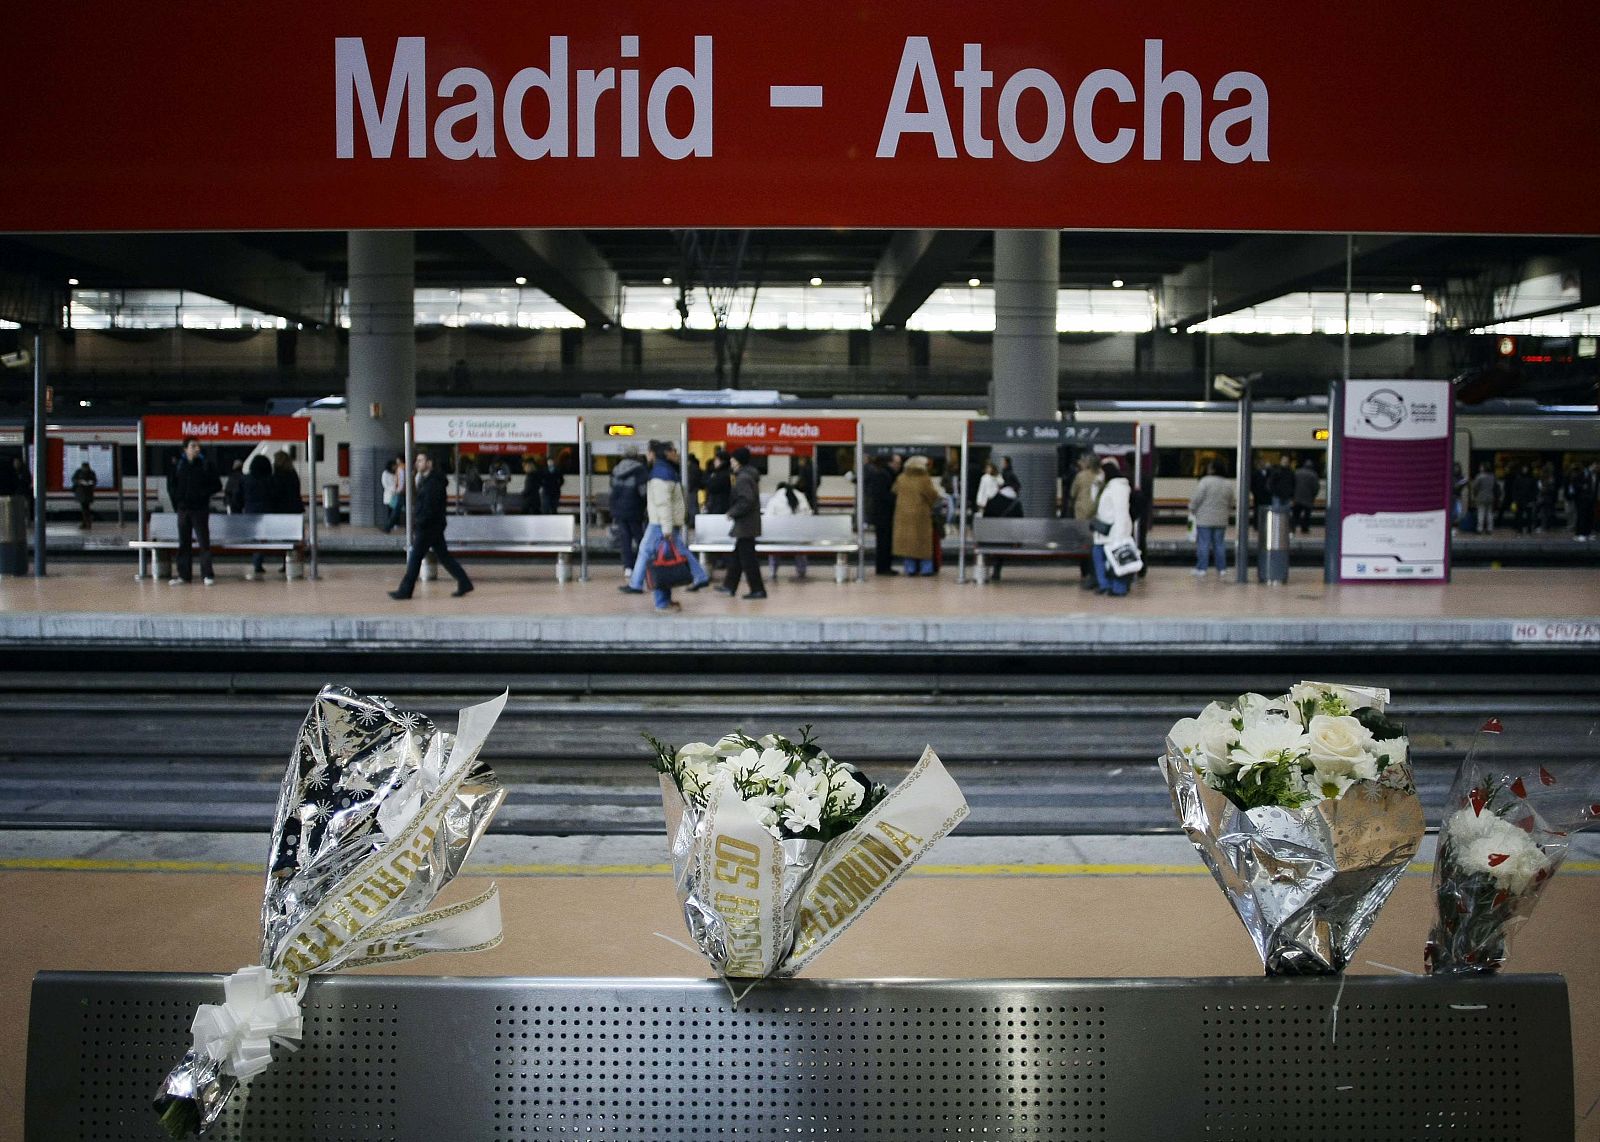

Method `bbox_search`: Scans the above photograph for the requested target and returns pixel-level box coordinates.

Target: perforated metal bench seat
[26,972,1572,1141]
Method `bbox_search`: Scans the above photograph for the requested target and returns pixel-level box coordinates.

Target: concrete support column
[346,231,415,528]
[991,230,1059,519]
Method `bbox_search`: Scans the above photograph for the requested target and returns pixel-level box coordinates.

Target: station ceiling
[1,229,1597,331]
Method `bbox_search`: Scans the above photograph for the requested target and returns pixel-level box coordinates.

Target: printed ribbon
[189,966,304,1080]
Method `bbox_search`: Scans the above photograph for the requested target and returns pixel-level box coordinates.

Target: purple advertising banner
[1337,380,1454,583]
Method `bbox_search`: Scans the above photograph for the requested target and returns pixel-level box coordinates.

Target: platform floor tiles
[3,848,1598,1142]
[2,560,1597,621]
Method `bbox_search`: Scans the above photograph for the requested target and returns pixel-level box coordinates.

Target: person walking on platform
[71,461,96,530]
[390,450,473,600]
[1471,463,1498,534]
[1291,458,1318,535]
[608,446,648,572]
[716,447,766,598]
[621,440,710,610]
[1188,461,1235,577]
[168,436,221,586]
[865,454,900,575]
[1092,460,1134,597]
[241,456,274,579]
[891,455,941,576]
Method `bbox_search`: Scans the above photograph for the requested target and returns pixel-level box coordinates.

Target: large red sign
[143,415,308,443]
[688,418,859,456]
[6,2,1600,234]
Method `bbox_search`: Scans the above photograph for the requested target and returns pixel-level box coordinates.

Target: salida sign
[8,2,1600,232]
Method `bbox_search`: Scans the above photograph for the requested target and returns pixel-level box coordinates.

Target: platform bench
[25,972,1572,1140]
[691,512,860,582]
[434,513,580,582]
[130,512,305,580]
[970,517,1092,582]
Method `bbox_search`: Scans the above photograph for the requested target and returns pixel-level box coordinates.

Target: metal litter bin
[322,484,340,527]
[1258,504,1290,585]
[0,494,28,576]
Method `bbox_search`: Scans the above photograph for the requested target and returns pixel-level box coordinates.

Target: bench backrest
[972,516,1091,549]
[694,512,855,544]
[445,513,575,544]
[147,512,303,543]
[26,972,1573,1140]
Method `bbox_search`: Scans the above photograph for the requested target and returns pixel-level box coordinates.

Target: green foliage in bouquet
[650,725,888,842]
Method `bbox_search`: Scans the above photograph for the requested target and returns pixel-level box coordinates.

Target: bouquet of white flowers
[1426,718,1600,976]
[1159,681,1424,974]
[154,687,509,1137]
[651,728,967,979]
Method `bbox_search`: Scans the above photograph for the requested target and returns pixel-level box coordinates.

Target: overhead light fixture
[809,276,822,287]
[514,276,527,286]
[967,278,980,287]
[79,399,92,408]
[67,277,79,286]
[1410,283,1423,292]
[662,276,673,285]
[1111,279,1125,289]
[1168,326,1179,334]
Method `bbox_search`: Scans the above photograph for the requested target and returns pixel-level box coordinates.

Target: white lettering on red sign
[333,35,1268,167]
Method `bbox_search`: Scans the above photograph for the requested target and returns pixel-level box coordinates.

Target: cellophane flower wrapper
[654,731,968,979]
[1425,719,1600,976]
[1159,681,1425,975]
[154,686,510,1137]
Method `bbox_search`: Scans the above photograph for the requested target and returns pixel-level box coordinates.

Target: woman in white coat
[1091,460,1133,597]
[764,479,812,580]
[974,461,1003,513]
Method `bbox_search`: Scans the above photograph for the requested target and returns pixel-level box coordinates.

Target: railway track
[1,670,1592,834]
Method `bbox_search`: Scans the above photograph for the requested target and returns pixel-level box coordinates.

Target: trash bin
[1258,504,1290,585]
[322,484,340,527]
[0,494,28,576]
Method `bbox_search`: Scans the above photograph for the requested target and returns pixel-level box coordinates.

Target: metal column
[1234,382,1253,585]
[134,420,147,580]
[31,330,46,576]
[306,420,319,580]
[577,418,589,581]
[854,425,865,582]
[956,431,970,583]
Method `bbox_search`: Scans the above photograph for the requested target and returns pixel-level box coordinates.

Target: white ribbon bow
[190,965,304,1079]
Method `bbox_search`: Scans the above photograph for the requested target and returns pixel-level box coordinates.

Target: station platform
[3,830,1598,1142]
[1,558,1597,657]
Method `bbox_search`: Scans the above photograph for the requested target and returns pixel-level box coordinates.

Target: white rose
[1229,721,1309,775]
[1196,702,1235,728]
[1167,717,1205,756]
[675,741,717,765]
[1307,715,1378,782]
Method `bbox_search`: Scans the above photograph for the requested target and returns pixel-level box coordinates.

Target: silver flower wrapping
[156,685,507,1136]
[1160,744,1423,974]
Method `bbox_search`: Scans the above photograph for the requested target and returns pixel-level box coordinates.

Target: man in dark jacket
[608,448,647,570]
[864,453,901,575]
[539,457,565,515]
[390,450,473,600]
[1291,459,1319,535]
[167,436,222,585]
[715,447,766,598]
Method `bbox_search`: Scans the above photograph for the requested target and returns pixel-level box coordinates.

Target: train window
[815,446,856,478]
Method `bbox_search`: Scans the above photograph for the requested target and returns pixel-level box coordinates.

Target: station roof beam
[13,233,335,327]
[872,230,986,327]
[1160,234,1451,331]
[467,230,620,327]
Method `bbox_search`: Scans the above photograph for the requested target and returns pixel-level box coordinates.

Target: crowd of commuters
[1460,459,1598,539]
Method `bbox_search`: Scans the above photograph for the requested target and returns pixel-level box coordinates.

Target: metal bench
[691,512,861,582]
[970,517,1092,582]
[130,513,306,580]
[437,513,581,582]
[26,972,1573,1140]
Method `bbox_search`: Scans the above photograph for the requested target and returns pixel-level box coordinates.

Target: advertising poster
[1336,380,1453,582]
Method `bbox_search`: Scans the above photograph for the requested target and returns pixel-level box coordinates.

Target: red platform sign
[143,415,308,443]
[688,417,858,456]
[5,2,1599,234]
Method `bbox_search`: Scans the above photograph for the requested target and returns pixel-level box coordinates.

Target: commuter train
[10,395,1600,517]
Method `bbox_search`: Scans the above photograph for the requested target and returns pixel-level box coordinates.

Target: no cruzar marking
[770,85,824,108]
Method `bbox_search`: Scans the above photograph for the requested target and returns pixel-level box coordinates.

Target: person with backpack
[619,440,710,611]
[608,447,648,571]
